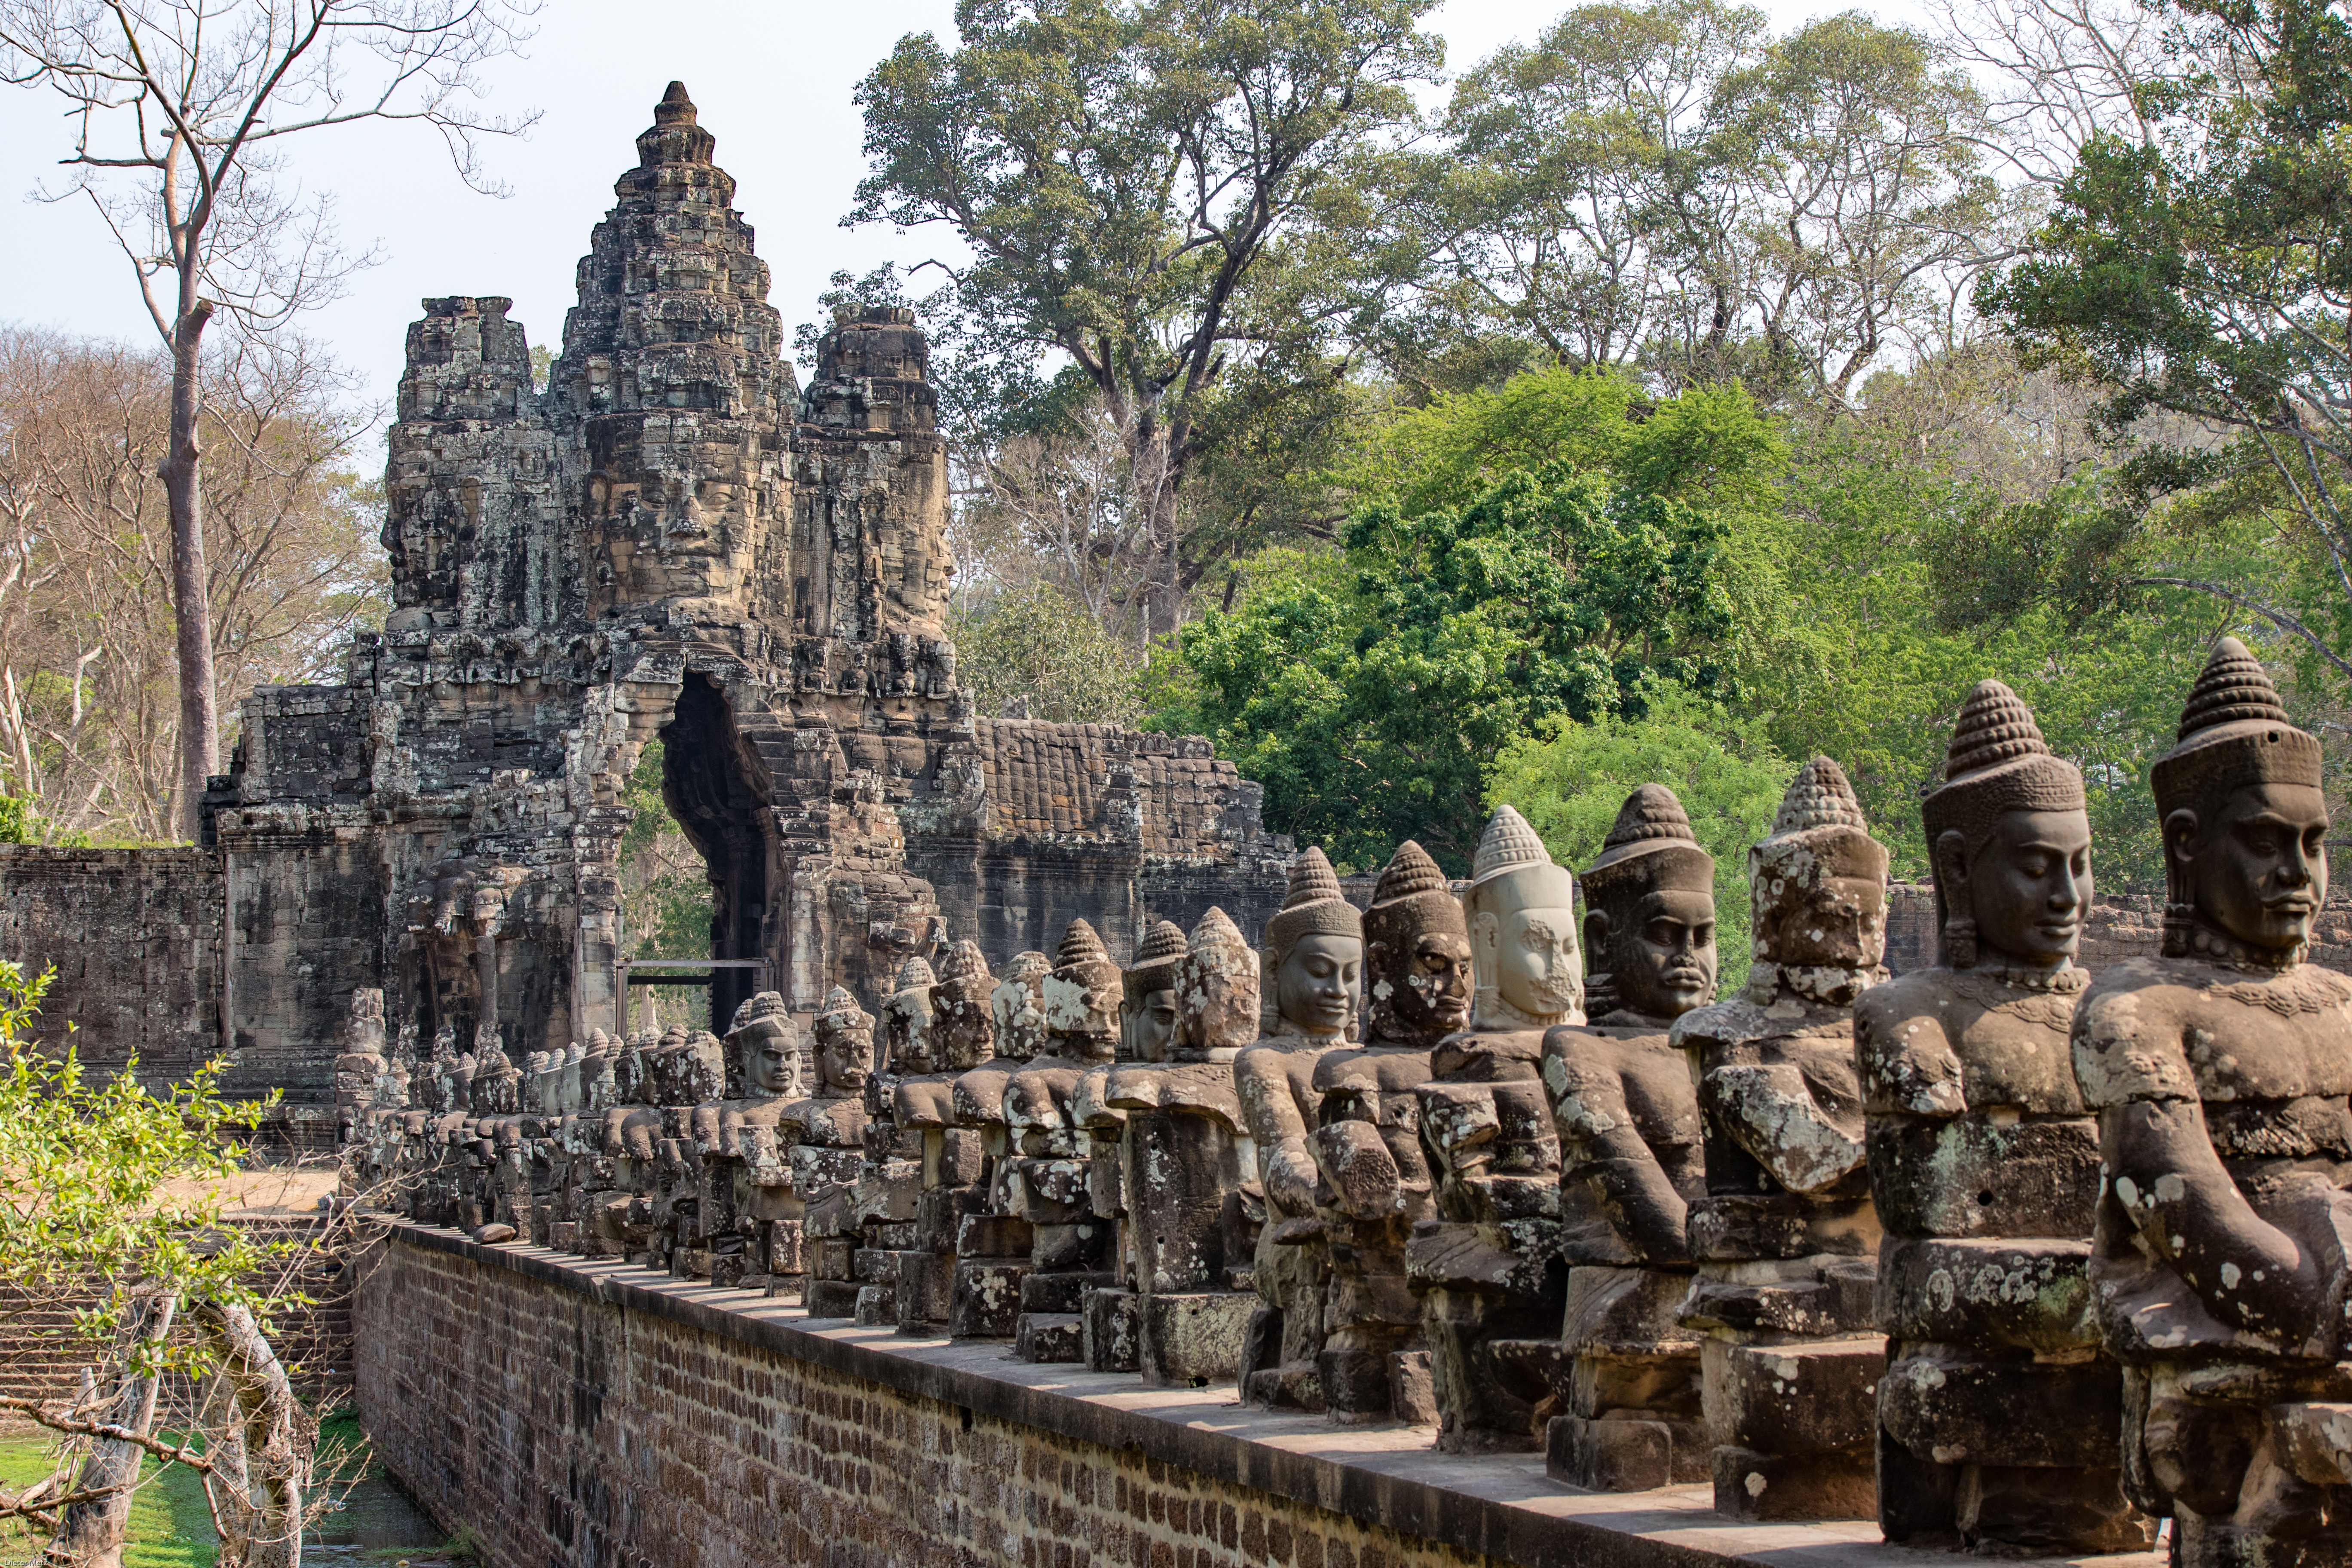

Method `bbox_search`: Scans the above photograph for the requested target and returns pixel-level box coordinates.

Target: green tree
[1981,0,2352,681]
[1415,0,2003,401]
[0,964,323,1565]
[950,583,1147,723]
[1488,692,1794,989]
[1161,378,1785,868]
[849,0,1441,635]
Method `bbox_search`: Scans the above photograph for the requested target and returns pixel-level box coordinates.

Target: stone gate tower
[194,85,1289,1084]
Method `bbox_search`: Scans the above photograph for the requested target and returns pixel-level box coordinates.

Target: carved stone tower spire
[548,81,794,623]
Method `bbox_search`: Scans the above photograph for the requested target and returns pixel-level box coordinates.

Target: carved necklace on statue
[1946,963,2085,1032]
[2195,961,2352,1018]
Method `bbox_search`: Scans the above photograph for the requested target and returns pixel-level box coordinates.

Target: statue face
[1756,846,1886,969]
[1181,948,1259,1054]
[743,1023,797,1097]
[817,1027,871,1095]
[1494,906,1580,1019]
[1043,959,1122,1053]
[1608,888,1718,1018]
[1958,808,2093,969]
[1274,934,1361,1039]
[1369,929,1473,1043]
[884,991,934,1074]
[1130,987,1180,1062]
[2174,783,2329,953]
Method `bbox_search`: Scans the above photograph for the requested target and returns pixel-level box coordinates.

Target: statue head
[1042,919,1121,1060]
[2153,637,2328,962]
[929,940,998,1071]
[1923,681,2092,972]
[1462,806,1582,1030]
[1122,920,1189,1062]
[1362,840,1472,1046]
[1750,757,1890,986]
[881,956,939,1075]
[812,986,875,1095]
[1581,785,1718,1020]
[726,990,802,1100]
[678,1031,727,1104]
[1261,846,1363,1041]
[1176,907,1259,1058]
[989,951,1052,1062]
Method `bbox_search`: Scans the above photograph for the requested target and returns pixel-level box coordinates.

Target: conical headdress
[726,989,792,1041]
[815,985,871,1037]
[1056,918,1111,971]
[935,939,989,985]
[1584,784,1714,904]
[1125,918,1189,1004]
[1364,839,1463,948]
[1771,757,1868,836]
[1922,680,2083,850]
[2151,637,2321,815]
[1464,803,1576,916]
[1264,845,1363,959]
[892,956,937,994]
[1471,805,1551,885]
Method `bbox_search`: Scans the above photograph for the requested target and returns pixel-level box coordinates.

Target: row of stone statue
[342,637,2352,1568]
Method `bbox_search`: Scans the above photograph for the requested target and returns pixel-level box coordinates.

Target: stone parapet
[358,1220,2157,1568]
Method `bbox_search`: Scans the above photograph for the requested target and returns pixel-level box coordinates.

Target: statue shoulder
[2073,960,2200,1108]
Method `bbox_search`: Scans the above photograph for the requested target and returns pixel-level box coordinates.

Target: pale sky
[0,0,1921,418]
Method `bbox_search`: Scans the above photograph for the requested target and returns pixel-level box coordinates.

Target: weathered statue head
[1923,681,2092,972]
[1121,919,1189,1063]
[2152,637,2328,963]
[882,956,939,1075]
[1177,907,1259,1058]
[989,951,1052,1062]
[928,940,997,1071]
[347,988,386,1055]
[1362,840,1471,1046]
[1749,757,1890,999]
[679,1030,727,1104]
[726,990,802,1101]
[1042,919,1121,1060]
[1261,846,1363,1041]
[1580,785,1718,1020]
[1462,805,1581,1030]
[812,986,875,1095]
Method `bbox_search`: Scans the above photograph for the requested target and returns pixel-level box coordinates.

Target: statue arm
[1703,1062,1865,1194]
[1553,1065,1688,1262]
[1237,1051,1318,1218]
[1854,998,1965,1116]
[2104,1096,2322,1343]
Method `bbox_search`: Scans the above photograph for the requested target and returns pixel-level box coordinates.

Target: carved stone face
[991,958,1052,1061]
[1599,887,1718,1018]
[814,1020,872,1096]
[740,1020,798,1098]
[1179,933,1259,1056]
[1274,934,1361,1040]
[1947,808,2094,969]
[1129,987,1180,1062]
[2172,782,2330,953]
[1491,907,1580,1019]
[1043,957,1121,1060]
[1752,838,1887,970]
[1368,929,1472,1044]
[882,986,935,1076]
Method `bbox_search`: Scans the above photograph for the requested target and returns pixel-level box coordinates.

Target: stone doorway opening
[655,672,776,1034]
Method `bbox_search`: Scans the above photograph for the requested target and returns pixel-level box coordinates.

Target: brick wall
[358,1225,2096,1568]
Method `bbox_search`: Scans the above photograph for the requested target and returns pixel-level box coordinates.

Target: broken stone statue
[949,949,1052,1338]
[1674,757,1886,1521]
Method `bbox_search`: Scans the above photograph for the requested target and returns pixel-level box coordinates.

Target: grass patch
[0,1429,216,1568]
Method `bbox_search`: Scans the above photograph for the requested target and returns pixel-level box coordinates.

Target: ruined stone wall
[0,847,224,1084]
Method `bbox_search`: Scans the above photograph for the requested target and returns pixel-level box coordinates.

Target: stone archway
[658,671,778,1033]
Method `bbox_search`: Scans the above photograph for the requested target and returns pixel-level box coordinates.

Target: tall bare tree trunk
[46,1291,177,1568]
[160,298,217,843]
[194,1298,306,1568]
